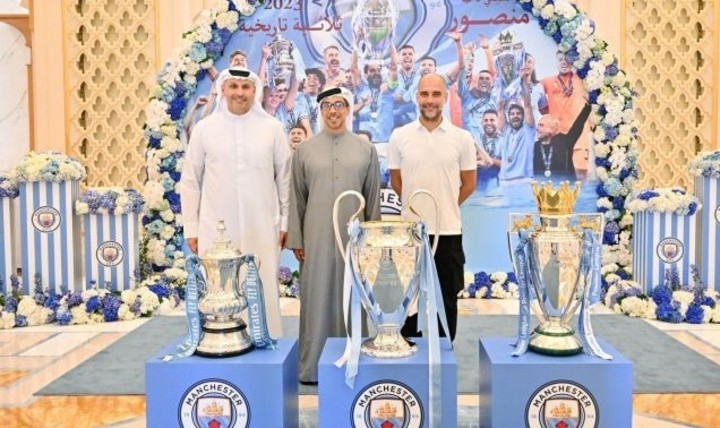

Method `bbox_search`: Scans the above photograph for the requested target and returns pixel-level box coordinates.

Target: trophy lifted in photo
[332,189,447,359]
[351,0,397,65]
[164,221,276,361]
[265,34,296,88]
[507,182,612,359]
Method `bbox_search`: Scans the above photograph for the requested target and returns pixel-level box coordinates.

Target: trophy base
[195,322,254,358]
[528,325,583,356]
[361,326,418,359]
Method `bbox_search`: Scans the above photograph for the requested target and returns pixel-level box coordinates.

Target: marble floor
[0,298,718,427]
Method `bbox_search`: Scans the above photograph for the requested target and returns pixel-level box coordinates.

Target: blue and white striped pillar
[82,213,139,291]
[0,197,16,294]
[19,181,82,295]
[633,211,696,294]
[695,176,720,292]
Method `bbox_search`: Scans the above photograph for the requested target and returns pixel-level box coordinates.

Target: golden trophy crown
[531,181,581,215]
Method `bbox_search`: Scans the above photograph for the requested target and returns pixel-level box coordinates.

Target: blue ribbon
[241,254,277,350]
[162,255,203,361]
[511,231,532,357]
[414,222,452,427]
[577,230,612,360]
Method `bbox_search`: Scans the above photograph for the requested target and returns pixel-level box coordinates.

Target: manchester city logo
[96,241,124,267]
[178,379,250,428]
[656,237,684,264]
[351,380,423,428]
[31,206,61,233]
[525,380,599,428]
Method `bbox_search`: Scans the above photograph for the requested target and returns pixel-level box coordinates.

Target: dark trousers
[401,234,465,342]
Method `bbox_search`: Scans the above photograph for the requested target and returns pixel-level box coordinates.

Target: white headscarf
[316,86,355,132]
[212,66,271,118]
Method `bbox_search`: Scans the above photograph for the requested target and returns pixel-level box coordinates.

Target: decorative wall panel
[64,0,155,188]
[625,0,717,188]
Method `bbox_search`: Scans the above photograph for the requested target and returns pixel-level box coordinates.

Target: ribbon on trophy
[335,219,373,386]
[241,254,278,350]
[577,230,612,360]
[414,222,452,427]
[162,255,203,361]
[511,231,533,357]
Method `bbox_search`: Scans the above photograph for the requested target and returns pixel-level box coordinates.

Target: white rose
[540,5,555,19]
[0,312,16,329]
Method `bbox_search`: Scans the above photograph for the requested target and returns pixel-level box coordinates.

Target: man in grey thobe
[287,86,381,384]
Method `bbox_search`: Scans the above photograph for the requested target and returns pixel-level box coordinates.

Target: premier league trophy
[164,221,276,361]
[508,182,612,359]
[332,189,440,358]
[351,0,397,64]
[265,35,295,88]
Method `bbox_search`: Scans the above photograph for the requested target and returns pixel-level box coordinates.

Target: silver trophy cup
[266,35,295,87]
[351,0,397,63]
[333,189,438,358]
[195,221,254,357]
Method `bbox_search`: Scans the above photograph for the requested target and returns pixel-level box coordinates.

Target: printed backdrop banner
[19,181,82,295]
[0,197,15,293]
[695,176,720,292]
[633,211,696,294]
[188,0,600,273]
[83,213,139,291]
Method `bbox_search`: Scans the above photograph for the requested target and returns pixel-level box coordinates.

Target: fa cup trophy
[508,182,611,359]
[163,222,276,361]
[351,0,397,64]
[265,35,295,88]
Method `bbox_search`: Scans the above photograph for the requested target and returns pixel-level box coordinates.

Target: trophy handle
[408,189,440,255]
[332,190,366,263]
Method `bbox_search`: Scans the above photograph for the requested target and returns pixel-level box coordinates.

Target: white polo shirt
[387,117,476,235]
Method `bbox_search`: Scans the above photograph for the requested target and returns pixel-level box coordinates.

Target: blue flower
[595,183,609,198]
[4,296,18,313]
[603,221,620,244]
[688,202,698,216]
[655,301,683,323]
[102,295,121,322]
[56,310,73,326]
[188,43,207,62]
[684,304,704,324]
[612,197,625,210]
[278,267,292,284]
[651,285,672,305]
[67,292,83,307]
[15,315,28,327]
[507,272,517,284]
[149,283,170,299]
[217,28,232,44]
[44,294,62,311]
[474,272,491,287]
[595,157,611,169]
[86,296,101,312]
[168,97,187,120]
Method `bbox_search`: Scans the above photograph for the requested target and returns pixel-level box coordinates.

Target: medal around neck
[333,190,442,359]
[507,181,612,359]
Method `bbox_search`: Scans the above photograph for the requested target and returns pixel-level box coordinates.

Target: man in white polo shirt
[387,73,477,342]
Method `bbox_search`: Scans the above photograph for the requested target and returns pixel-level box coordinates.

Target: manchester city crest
[96,241,124,267]
[525,380,598,428]
[351,380,423,428]
[656,237,684,264]
[31,206,61,233]
[178,379,250,428]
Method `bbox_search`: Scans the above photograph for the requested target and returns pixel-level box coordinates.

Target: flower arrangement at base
[458,271,519,299]
[604,267,720,324]
[688,150,720,179]
[278,266,300,298]
[13,151,86,182]
[0,172,19,198]
[626,187,700,216]
[76,187,144,215]
[0,273,182,329]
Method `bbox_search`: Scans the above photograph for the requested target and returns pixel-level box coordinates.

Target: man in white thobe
[179,67,291,338]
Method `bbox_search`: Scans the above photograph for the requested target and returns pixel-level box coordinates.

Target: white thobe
[178,108,291,338]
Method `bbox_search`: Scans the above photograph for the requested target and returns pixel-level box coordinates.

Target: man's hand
[446,31,462,43]
[279,231,287,248]
[478,35,490,50]
[187,238,198,254]
[293,248,305,262]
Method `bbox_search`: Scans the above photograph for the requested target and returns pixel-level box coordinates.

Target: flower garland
[0,274,181,329]
[688,150,720,179]
[142,0,260,273]
[143,0,638,292]
[604,268,720,324]
[13,151,86,183]
[458,271,519,299]
[76,187,144,215]
[278,266,300,298]
[0,172,19,198]
[625,187,700,216]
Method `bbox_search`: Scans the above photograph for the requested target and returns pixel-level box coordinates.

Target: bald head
[416,73,447,124]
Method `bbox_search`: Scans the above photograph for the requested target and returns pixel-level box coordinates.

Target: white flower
[121,289,137,304]
[554,0,576,19]
[235,0,257,15]
[17,296,39,318]
[490,272,508,284]
[145,100,172,131]
[532,0,548,8]
[70,305,90,324]
[0,312,16,329]
[673,290,695,306]
[464,272,475,286]
[118,304,137,321]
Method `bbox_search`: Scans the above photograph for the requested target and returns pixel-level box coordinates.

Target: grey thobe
[287,129,381,382]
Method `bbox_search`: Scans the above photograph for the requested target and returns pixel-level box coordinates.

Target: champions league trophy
[351,0,397,64]
[508,182,612,359]
[265,35,295,88]
[332,190,440,358]
[164,221,276,361]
